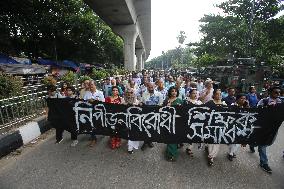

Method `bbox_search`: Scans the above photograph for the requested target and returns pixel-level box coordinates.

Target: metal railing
[0,77,105,131]
[0,91,47,131]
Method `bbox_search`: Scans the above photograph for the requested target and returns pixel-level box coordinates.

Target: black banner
[46,99,284,145]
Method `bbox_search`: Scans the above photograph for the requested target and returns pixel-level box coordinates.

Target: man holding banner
[46,76,284,173]
[254,86,282,173]
[83,80,105,147]
[140,82,163,150]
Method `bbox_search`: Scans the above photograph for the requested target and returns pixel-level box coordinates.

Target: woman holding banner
[105,86,122,149]
[205,89,227,166]
[227,93,249,161]
[164,86,183,162]
[184,88,203,157]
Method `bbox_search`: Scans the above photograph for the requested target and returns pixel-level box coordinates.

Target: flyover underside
[84,0,151,71]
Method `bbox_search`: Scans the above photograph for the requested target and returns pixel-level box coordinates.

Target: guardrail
[0,78,105,131]
[0,91,47,131]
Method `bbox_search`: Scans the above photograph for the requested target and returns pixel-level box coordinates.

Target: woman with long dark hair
[227,93,249,161]
[60,82,69,97]
[205,89,227,166]
[184,88,203,156]
[164,86,183,162]
[105,86,122,149]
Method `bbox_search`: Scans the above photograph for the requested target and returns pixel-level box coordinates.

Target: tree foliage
[0,0,123,66]
[61,71,77,85]
[146,46,195,69]
[190,0,284,66]
[90,68,108,80]
[176,31,187,45]
[0,74,23,99]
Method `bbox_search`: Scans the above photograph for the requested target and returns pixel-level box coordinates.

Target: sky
[148,0,224,60]
[149,0,284,61]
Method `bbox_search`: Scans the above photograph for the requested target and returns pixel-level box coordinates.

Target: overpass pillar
[113,25,138,71]
[135,49,143,71]
[142,52,146,70]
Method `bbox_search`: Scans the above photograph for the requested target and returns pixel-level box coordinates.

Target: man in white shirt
[136,77,149,101]
[155,79,167,101]
[84,80,105,102]
[141,82,163,150]
[83,80,105,147]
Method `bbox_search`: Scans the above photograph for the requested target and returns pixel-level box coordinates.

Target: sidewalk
[0,116,51,158]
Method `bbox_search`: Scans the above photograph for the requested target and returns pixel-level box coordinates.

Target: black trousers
[56,127,77,141]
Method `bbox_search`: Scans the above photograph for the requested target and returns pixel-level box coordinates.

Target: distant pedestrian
[246,86,259,108]
[223,87,236,106]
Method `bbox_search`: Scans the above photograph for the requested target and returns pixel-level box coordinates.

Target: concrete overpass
[84,0,151,71]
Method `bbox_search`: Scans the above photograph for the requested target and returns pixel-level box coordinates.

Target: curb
[0,116,51,158]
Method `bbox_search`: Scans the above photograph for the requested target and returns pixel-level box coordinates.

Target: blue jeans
[258,145,268,165]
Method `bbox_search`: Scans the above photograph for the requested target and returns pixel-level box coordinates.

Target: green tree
[0,0,123,66]
[191,0,284,66]
[146,46,195,69]
[177,31,187,45]
[0,74,23,99]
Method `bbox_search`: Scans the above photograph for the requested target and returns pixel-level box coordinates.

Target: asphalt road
[0,124,284,189]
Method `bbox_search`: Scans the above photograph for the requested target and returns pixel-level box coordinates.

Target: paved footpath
[0,124,284,189]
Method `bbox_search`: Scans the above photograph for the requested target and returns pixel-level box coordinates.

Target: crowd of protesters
[46,69,284,174]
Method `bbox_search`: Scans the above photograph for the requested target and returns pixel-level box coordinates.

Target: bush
[0,73,23,99]
[116,68,127,76]
[107,68,118,76]
[90,68,108,80]
[61,71,77,85]
[42,76,57,86]
[79,75,91,84]
[108,68,128,76]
